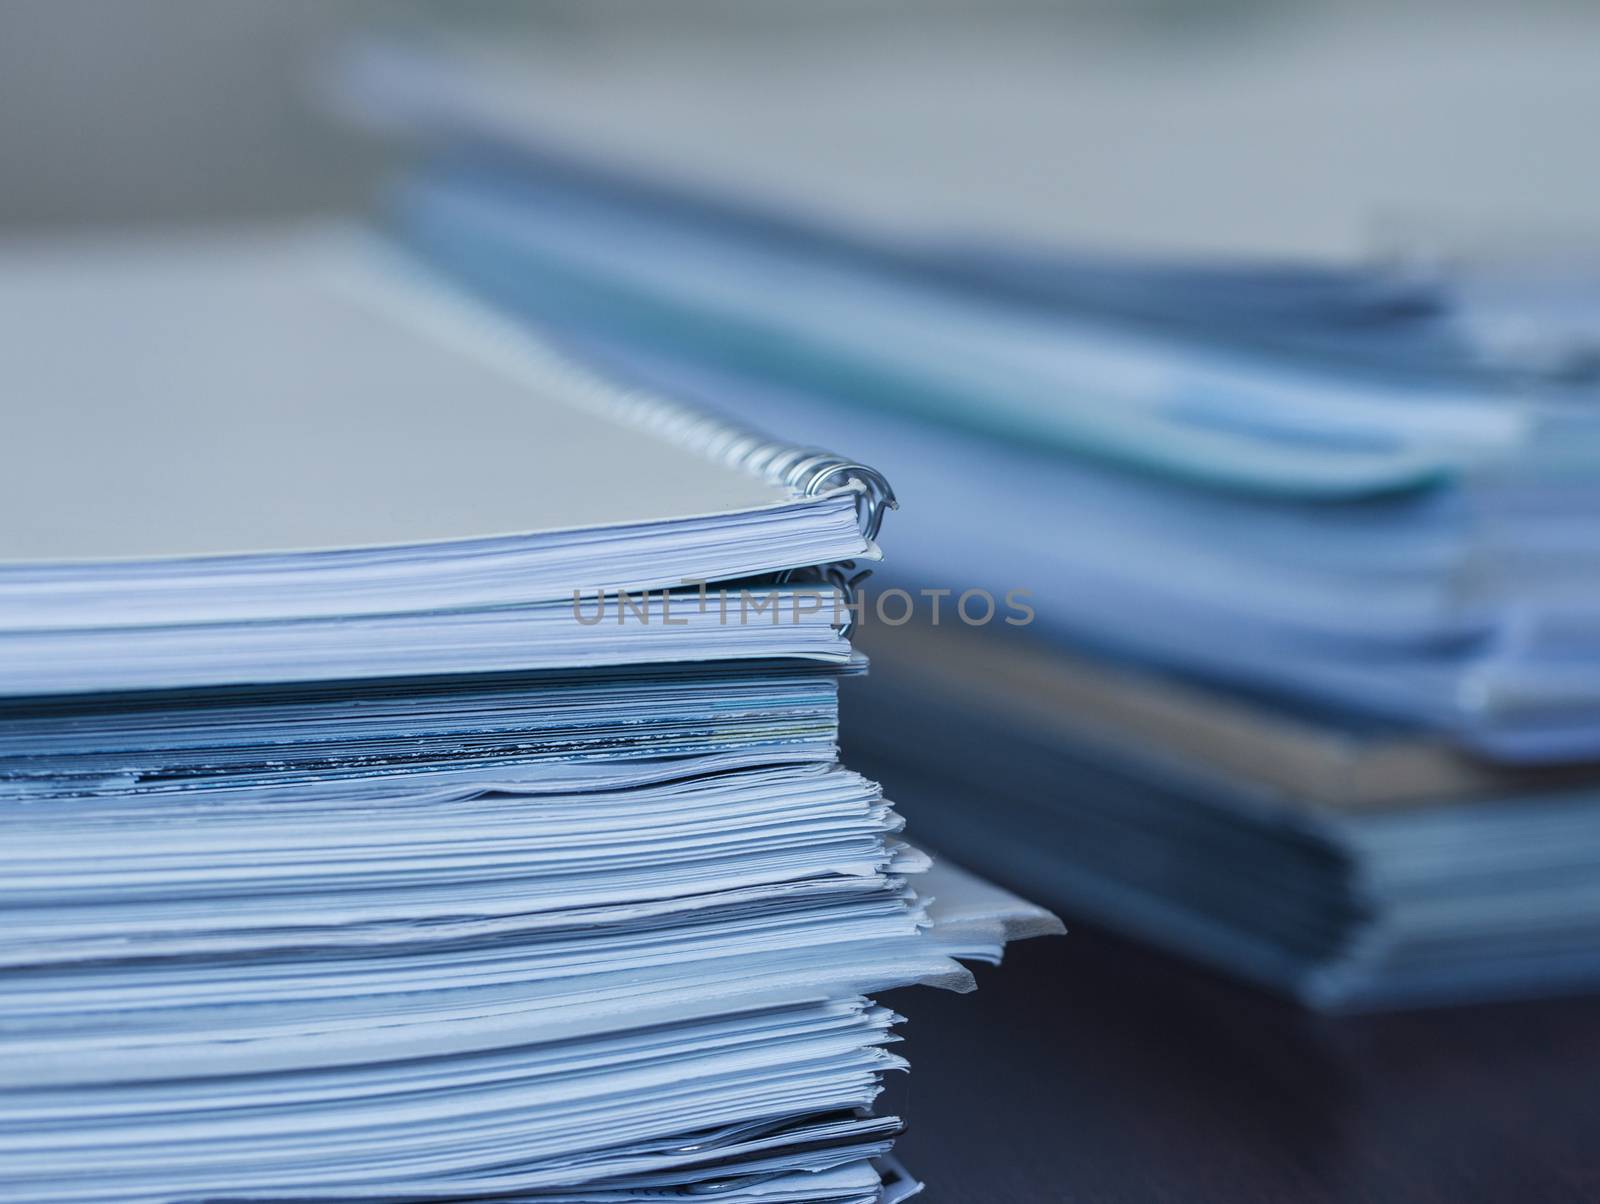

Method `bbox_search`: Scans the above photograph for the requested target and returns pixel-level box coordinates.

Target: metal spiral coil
[356,242,898,544]
[587,391,895,635]
[352,260,896,611]
[776,559,876,636]
[604,390,898,543]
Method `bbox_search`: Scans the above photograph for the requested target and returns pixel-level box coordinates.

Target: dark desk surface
[883,925,1600,1203]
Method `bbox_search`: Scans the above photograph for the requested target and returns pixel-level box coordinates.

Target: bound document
[0,226,887,693]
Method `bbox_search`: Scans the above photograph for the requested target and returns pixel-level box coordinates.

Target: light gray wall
[0,0,392,228]
[3,1,1598,259]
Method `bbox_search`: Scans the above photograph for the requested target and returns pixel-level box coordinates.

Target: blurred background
[9,0,1600,252]
[8,2,1600,1200]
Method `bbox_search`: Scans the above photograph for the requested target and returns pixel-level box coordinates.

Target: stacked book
[0,230,1056,1201]
[339,48,1600,1010]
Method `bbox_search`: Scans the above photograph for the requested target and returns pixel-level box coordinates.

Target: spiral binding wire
[597,394,897,636]
[593,387,898,544]
[344,239,897,627]
[774,559,877,636]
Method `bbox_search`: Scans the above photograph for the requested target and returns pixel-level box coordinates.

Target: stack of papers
[843,622,1600,1011]
[374,149,1600,761]
[0,230,1057,1200]
[336,51,1600,1009]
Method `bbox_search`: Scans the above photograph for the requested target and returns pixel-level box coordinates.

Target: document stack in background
[0,230,1057,1202]
[338,42,1600,1010]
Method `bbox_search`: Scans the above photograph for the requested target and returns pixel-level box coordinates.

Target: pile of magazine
[0,230,1056,1201]
[346,41,1600,1010]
